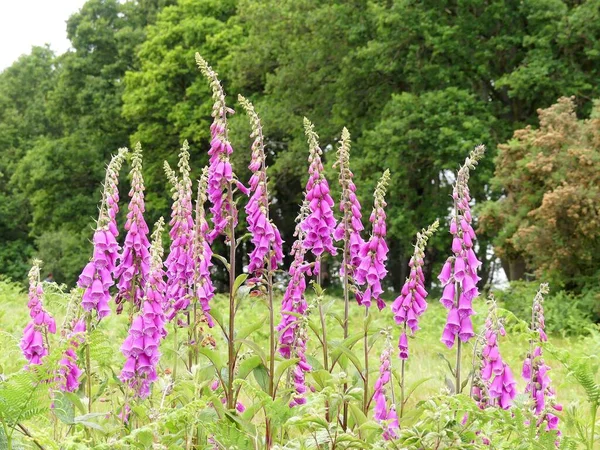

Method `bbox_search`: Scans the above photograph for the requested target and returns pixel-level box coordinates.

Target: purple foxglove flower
[57,320,86,392]
[391,221,438,359]
[115,143,151,313]
[196,54,243,242]
[373,344,399,440]
[522,284,561,433]
[120,219,167,399]
[164,143,196,321]
[21,261,56,366]
[191,168,216,327]
[78,148,127,319]
[355,170,390,310]
[438,146,485,348]
[239,96,284,282]
[300,118,337,264]
[333,128,364,280]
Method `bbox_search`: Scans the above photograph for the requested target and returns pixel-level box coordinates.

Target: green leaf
[335,345,364,374]
[237,355,262,381]
[212,254,230,271]
[235,339,267,366]
[198,347,224,372]
[233,274,249,297]
[52,391,75,424]
[253,364,269,393]
[274,358,299,389]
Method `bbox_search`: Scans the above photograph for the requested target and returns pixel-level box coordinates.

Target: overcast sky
[0,0,88,71]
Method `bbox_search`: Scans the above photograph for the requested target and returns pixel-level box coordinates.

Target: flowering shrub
[0,54,595,450]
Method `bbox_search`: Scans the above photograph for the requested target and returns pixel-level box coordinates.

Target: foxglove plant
[355,169,390,311]
[21,260,56,365]
[57,320,86,393]
[438,145,485,393]
[522,283,562,434]
[196,53,245,410]
[239,96,283,440]
[391,220,438,417]
[373,334,399,441]
[115,143,151,313]
[120,218,167,400]
[302,117,337,273]
[78,148,127,319]
[164,142,195,321]
[472,296,516,410]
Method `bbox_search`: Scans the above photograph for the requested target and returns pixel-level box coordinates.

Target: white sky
[0,0,88,71]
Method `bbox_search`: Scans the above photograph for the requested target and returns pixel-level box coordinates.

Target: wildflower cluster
[164,142,195,320]
[523,284,562,432]
[239,95,283,281]
[193,167,215,327]
[333,127,364,279]
[301,118,337,271]
[79,148,127,319]
[21,261,56,365]
[392,220,439,359]
[373,335,399,440]
[115,143,151,313]
[195,54,239,241]
[439,145,485,348]
[120,219,167,399]
[355,169,390,310]
[473,297,516,409]
[57,320,85,392]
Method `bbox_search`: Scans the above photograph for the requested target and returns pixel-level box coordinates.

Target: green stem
[342,238,350,430]
[227,186,236,410]
[363,307,370,415]
[85,317,92,414]
[173,325,178,384]
[590,403,597,450]
[455,339,461,394]
[400,357,406,419]
[2,417,12,450]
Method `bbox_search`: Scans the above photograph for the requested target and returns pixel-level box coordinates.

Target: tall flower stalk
[438,145,484,394]
[356,169,390,414]
[391,220,438,417]
[522,283,562,436]
[472,295,516,410]
[373,331,399,440]
[302,118,337,371]
[120,218,167,402]
[78,148,127,320]
[164,141,195,323]
[115,143,151,314]
[21,260,56,366]
[332,127,364,428]
[196,53,245,410]
[57,319,86,393]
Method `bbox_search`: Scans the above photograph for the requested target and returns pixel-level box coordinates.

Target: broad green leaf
[237,355,262,380]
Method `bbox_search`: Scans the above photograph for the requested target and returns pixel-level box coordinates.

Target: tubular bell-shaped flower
[288,305,313,408]
[301,118,337,271]
[196,54,245,242]
[57,320,86,392]
[238,95,283,281]
[120,218,167,399]
[278,202,312,359]
[373,335,399,440]
[21,261,56,365]
[355,170,390,310]
[391,220,439,359]
[78,148,128,319]
[333,127,364,279]
[522,283,562,433]
[472,296,516,410]
[115,143,151,313]
[164,142,196,321]
[439,145,485,348]
[193,167,215,327]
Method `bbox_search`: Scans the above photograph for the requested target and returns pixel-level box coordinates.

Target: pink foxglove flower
[472,297,516,410]
[373,341,399,440]
[120,218,167,399]
[239,95,283,281]
[78,148,127,319]
[438,146,485,348]
[278,202,311,359]
[164,142,195,321]
[355,170,390,310]
[21,261,56,365]
[333,127,364,280]
[301,118,337,269]
[193,167,216,327]
[196,54,245,242]
[522,284,561,433]
[391,221,439,359]
[57,320,86,392]
[115,143,151,313]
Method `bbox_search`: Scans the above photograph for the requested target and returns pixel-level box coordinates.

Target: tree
[480,97,600,289]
